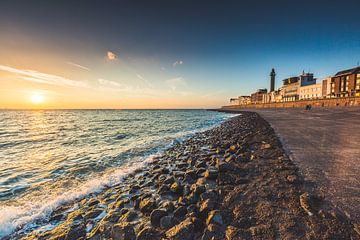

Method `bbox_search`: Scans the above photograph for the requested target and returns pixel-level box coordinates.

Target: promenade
[243,107,360,225]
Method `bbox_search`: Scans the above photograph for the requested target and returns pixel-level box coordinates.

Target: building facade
[251,89,267,104]
[331,67,360,97]
[321,77,333,98]
[299,83,322,100]
[282,77,300,102]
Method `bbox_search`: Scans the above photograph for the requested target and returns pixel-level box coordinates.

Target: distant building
[299,71,316,86]
[282,77,300,102]
[331,66,360,97]
[251,88,267,104]
[229,95,251,105]
[229,98,240,105]
[299,83,322,100]
[321,77,333,98]
[239,95,251,105]
[281,71,316,102]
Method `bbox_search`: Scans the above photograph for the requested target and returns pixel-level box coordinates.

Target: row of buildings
[230,66,360,105]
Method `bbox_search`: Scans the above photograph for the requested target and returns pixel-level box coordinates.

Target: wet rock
[170,182,183,194]
[191,184,206,195]
[87,199,100,207]
[166,218,195,240]
[158,184,170,195]
[160,215,177,230]
[174,206,188,219]
[139,198,156,213]
[84,208,103,220]
[111,222,136,240]
[129,185,141,193]
[199,199,217,218]
[150,209,168,227]
[161,201,175,213]
[204,169,218,180]
[136,226,159,240]
[184,170,197,183]
[201,224,225,240]
[206,210,224,226]
[66,222,86,240]
[119,210,138,222]
[164,176,175,185]
[49,213,64,222]
[200,190,219,202]
[103,210,121,223]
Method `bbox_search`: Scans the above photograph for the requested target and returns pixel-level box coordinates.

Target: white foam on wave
[0,112,233,238]
[0,155,156,239]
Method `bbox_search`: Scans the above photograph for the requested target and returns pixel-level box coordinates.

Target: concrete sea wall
[223,97,360,109]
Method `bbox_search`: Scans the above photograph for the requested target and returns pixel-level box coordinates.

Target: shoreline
[12,112,358,239]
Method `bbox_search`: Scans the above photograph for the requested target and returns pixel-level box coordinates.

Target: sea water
[0,109,231,238]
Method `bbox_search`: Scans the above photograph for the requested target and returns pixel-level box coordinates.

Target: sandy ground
[232,107,360,225]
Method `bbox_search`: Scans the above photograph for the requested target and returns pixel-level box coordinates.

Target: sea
[0,109,232,238]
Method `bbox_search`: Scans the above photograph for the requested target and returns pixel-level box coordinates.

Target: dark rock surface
[15,112,358,239]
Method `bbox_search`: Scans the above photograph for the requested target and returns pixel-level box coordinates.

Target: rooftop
[335,66,360,77]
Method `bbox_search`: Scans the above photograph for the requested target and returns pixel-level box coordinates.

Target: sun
[30,94,44,104]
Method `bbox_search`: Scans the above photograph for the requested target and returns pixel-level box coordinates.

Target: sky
[1,0,360,109]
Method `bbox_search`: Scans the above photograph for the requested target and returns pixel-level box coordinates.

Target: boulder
[199,199,217,218]
[170,182,183,194]
[119,210,138,222]
[111,222,136,240]
[165,218,195,240]
[174,206,188,219]
[150,209,168,227]
[206,210,224,226]
[204,169,218,180]
[139,198,156,213]
[160,215,177,229]
[136,226,159,240]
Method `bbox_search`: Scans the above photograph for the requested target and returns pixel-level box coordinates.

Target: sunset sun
[30,94,44,104]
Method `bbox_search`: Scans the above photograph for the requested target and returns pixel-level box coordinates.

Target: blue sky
[1,0,360,108]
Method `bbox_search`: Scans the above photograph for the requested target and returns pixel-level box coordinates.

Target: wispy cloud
[166,77,187,90]
[172,60,183,67]
[98,78,127,89]
[66,62,90,71]
[0,65,88,88]
[136,73,153,88]
[107,51,117,61]
[201,90,225,98]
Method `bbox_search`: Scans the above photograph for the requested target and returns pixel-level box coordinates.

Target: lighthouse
[270,68,276,92]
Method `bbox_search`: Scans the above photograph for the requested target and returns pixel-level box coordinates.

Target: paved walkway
[241,107,360,223]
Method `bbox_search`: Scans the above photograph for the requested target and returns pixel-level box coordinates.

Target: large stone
[190,184,206,195]
[170,182,183,194]
[206,210,224,226]
[199,199,217,217]
[160,215,177,229]
[136,226,159,240]
[139,198,156,213]
[201,224,225,240]
[173,206,188,219]
[150,209,168,227]
[165,218,195,240]
[204,169,218,180]
[65,222,86,240]
[111,222,136,240]
[119,210,138,222]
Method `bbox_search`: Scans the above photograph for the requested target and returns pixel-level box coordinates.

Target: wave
[0,155,156,239]
[0,111,236,238]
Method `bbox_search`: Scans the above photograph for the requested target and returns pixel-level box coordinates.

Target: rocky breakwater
[17,112,358,240]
